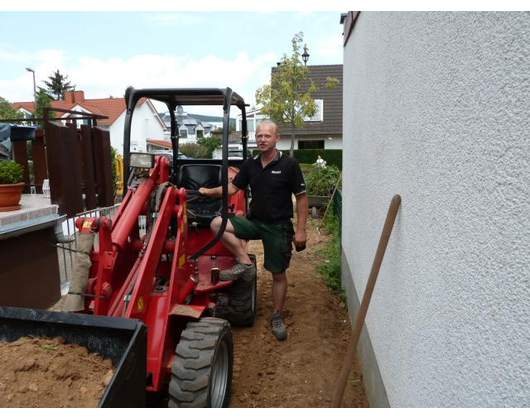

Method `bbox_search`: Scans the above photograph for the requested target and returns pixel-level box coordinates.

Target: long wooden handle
[332,194,401,407]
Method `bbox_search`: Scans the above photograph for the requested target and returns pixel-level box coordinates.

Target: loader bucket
[0,306,147,407]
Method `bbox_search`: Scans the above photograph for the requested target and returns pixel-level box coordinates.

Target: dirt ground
[0,336,114,408]
[230,218,368,408]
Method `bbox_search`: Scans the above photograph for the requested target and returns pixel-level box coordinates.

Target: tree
[197,136,222,159]
[34,87,55,121]
[44,69,75,100]
[0,96,24,120]
[255,32,318,155]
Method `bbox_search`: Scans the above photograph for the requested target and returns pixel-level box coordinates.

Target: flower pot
[0,182,24,211]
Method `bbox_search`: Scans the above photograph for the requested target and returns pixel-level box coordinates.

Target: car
[228,150,252,160]
[155,151,187,163]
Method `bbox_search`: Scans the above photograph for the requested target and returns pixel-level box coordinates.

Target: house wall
[109,102,165,154]
[277,137,342,151]
[342,12,530,407]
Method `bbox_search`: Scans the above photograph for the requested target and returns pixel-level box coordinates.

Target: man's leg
[270,270,288,340]
[210,216,252,264]
[272,271,288,313]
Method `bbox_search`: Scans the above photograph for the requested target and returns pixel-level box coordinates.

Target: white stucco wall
[342,12,530,407]
[109,101,165,154]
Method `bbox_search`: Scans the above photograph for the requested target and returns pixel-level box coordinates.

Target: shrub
[304,164,340,196]
[179,143,209,158]
[0,160,24,184]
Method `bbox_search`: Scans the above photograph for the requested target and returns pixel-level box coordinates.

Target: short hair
[256,120,280,137]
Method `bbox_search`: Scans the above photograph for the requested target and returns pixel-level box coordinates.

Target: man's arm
[293,192,308,249]
[199,183,240,198]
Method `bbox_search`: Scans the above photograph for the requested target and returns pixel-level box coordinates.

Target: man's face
[256,124,279,153]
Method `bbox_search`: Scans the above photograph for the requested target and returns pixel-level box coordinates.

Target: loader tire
[168,317,233,408]
[215,254,257,327]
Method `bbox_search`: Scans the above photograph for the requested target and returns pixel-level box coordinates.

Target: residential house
[341,11,530,407]
[239,64,343,151]
[13,90,166,154]
[158,106,220,143]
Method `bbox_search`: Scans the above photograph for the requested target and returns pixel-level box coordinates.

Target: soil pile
[0,336,114,408]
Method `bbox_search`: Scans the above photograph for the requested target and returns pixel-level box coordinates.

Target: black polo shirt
[232,151,306,223]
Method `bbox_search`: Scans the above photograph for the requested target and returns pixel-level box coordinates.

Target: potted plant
[0,159,25,211]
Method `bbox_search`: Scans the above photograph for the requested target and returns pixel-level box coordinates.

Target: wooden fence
[10,113,114,217]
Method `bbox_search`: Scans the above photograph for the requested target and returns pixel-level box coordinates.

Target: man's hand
[198,187,211,196]
[293,230,307,252]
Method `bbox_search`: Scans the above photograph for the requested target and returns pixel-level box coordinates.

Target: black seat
[177,164,222,226]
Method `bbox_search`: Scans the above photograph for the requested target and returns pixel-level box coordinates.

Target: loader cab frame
[122,87,249,259]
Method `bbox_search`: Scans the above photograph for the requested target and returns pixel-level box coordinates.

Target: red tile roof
[12,91,148,127]
[147,140,172,148]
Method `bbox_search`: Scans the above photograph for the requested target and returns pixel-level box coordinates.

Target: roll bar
[122,87,249,260]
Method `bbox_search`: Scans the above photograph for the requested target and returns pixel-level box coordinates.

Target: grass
[317,205,346,302]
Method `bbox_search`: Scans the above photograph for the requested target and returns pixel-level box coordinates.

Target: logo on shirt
[271,170,282,174]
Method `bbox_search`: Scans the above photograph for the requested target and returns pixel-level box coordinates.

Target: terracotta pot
[0,182,24,211]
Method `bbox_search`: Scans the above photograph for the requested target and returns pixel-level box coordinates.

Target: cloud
[0,48,279,115]
[310,35,343,62]
[0,49,70,102]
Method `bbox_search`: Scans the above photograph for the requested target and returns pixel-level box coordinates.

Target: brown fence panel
[33,130,47,193]
[46,122,84,216]
[92,127,114,207]
[80,125,97,210]
[12,141,30,193]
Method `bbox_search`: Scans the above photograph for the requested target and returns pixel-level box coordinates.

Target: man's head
[256,120,280,153]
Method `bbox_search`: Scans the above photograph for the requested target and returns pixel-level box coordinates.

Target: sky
[0,10,346,115]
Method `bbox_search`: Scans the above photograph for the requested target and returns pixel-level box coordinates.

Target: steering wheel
[186,189,209,202]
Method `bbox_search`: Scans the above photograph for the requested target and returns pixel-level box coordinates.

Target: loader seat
[177,164,222,226]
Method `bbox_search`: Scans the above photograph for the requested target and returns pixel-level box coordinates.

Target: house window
[304,99,323,122]
[197,130,204,139]
[298,140,324,149]
[180,129,188,139]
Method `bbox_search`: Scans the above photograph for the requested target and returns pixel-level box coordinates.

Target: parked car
[155,151,187,164]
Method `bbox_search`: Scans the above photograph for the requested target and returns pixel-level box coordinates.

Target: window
[304,99,323,122]
[197,130,204,139]
[298,140,324,149]
[179,129,188,139]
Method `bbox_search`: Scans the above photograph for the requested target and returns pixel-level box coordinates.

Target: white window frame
[304,99,323,122]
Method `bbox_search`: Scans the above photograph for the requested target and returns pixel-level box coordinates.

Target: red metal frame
[76,157,247,392]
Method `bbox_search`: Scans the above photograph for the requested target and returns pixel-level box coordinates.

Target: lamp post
[25,67,36,109]
[302,45,310,66]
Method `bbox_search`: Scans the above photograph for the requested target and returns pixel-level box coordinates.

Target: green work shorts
[229,216,294,274]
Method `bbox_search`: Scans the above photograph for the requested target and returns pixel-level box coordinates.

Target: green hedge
[252,149,342,169]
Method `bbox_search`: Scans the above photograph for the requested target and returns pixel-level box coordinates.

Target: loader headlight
[130,153,155,169]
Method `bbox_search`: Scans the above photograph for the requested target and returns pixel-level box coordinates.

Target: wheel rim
[210,337,229,407]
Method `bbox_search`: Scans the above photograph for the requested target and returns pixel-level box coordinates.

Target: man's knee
[210,216,222,233]
[272,271,287,282]
[210,216,235,235]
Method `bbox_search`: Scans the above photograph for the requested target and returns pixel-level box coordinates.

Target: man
[315,155,326,168]
[199,120,308,340]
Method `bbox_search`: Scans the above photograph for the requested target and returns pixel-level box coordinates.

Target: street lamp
[25,67,36,109]
[302,45,310,66]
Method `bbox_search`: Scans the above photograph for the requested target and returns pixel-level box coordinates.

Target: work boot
[270,311,287,341]
[219,262,256,282]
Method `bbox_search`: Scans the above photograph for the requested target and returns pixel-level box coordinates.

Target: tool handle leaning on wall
[331,194,401,408]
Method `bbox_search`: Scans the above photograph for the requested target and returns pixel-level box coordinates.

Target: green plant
[197,136,221,159]
[179,143,209,158]
[305,165,340,196]
[0,160,24,184]
[317,206,345,302]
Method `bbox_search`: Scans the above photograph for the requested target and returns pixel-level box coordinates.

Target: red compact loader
[66,88,257,407]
